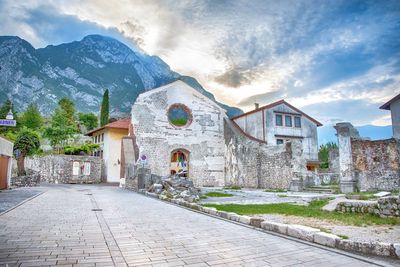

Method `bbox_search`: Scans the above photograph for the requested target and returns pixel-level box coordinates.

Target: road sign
[0,119,16,126]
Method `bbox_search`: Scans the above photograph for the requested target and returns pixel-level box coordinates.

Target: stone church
[131,80,227,186]
[130,80,322,188]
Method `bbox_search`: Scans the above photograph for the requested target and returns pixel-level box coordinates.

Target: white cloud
[0,0,399,126]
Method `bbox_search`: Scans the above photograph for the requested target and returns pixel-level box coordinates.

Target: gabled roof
[231,99,323,127]
[86,118,130,136]
[380,93,400,110]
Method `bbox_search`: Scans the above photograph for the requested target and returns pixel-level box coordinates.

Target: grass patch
[204,192,234,197]
[202,200,400,226]
[264,189,287,193]
[338,234,349,240]
[223,185,241,190]
[277,194,288,198]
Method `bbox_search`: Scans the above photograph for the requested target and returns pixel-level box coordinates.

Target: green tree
[100,89,109,127]
[58,97,78,129]
[44,99,79,152]
[14,128,40,175]
[20,104,43,131]
[78,112,98,131]
[0,99,13,119]
[318,142,338,169]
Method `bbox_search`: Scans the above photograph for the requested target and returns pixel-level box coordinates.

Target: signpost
[0,119,16,127]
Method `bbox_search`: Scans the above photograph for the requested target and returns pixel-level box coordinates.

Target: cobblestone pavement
[0,187,44,213]
[0,185,396,267]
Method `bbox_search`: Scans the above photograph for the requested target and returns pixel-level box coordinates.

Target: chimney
[254,103,259,110]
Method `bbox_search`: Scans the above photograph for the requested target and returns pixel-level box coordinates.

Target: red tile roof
[86,118,130,136]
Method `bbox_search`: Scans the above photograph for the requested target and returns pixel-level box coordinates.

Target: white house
[380,93,400,139]
[131,80,227,187]
[86,118,130,183]
[231,100,322,171]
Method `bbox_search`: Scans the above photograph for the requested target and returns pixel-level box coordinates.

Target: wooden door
[0,155,9,189]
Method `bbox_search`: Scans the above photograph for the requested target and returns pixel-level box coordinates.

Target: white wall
[0,136,14,188]
[390,99,400,139]
[104,129,127,182]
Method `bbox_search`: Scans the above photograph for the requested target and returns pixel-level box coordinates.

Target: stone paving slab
[0,187,44,213]
[199,187,337,205]
[0,185,397,267]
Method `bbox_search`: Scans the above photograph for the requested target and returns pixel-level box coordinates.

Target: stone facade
[352,138,400,191]
[131,80,227,187]
[224,119,307,189]
[336,196,400,218]
[12,155,103,184]
[335,122,400,192]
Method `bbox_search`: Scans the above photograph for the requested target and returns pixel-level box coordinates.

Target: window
[294,116,301,128]
[168,103,193,127]
[276,139,284,145]
[101,133,104,142]
[285,115,292,127]
[275,114,283,126]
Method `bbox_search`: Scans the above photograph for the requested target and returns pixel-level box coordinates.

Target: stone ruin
[124,164,201,202]
[146,175,201,202]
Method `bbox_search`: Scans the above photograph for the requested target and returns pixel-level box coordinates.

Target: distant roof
[86,118,130,136]
[380,93,400,110]
[231,99,323,127]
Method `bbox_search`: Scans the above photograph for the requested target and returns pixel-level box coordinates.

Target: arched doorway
[170,149,189,177]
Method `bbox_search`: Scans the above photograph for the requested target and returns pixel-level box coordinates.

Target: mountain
[318,124,393,145]
[0,35,242,117]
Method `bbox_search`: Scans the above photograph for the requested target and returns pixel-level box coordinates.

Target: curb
[0,191,45,217]
[141,191,400,261]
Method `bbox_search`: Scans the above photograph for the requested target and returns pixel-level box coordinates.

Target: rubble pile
[147,175,201,202]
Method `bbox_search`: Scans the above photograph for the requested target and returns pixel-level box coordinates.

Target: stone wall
[351,138,400,191]
[11,172,41,187]
[12,155,103,184]
[336,196,400,217]
[224,119,307,189]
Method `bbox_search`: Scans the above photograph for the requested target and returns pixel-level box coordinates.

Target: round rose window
[168,104,192,127]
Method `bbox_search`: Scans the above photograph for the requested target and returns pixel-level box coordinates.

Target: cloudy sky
[1,0,399,126]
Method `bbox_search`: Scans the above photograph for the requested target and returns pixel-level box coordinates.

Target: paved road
[0,185,396,267]
[0,187,44,213]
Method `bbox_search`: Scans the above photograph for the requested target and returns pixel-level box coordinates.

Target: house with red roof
[231,100,322,171]
[86,118,130,183]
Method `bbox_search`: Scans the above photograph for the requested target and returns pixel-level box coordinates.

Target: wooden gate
[0,155,9,189]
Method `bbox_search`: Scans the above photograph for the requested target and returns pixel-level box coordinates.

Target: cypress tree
[100,89,109,127]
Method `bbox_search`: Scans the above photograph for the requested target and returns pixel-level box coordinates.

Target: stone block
[238,215,251,225]
[218,211,229,219]
[313,232,339,247]
[227,212,239,221]
[250,217,264,228]
[208,209,218,216]
[336,240,392,257]
[260,221,288,235]
[287,224,320,242]
[394,243,400,258]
